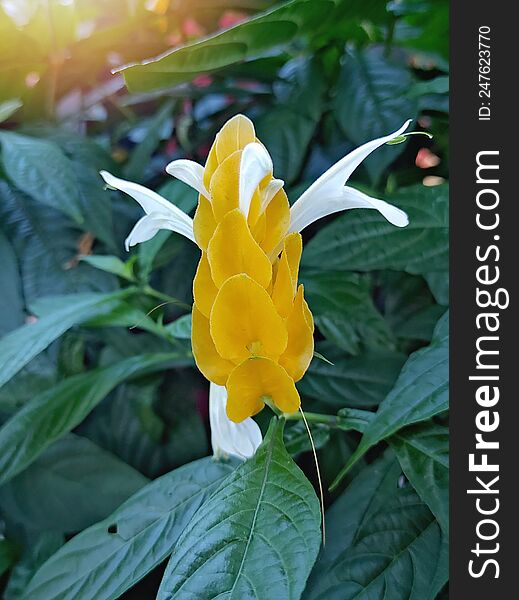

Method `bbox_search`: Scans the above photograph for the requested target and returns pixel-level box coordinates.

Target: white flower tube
[100,170,195,250]
[209,383,262,460]
[289,120,412,233]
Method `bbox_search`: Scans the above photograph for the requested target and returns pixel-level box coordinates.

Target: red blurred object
[416,147,441,169]
[193,74,214,88]
[182,17,205,38]
[219,10,247,29]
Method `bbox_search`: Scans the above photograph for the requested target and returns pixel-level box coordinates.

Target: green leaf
[383,272,446,341]
[157,418,321,599]
[0,538,18,577]
[302,184,448,274]
[3,532,63,600]
[0,183,115,304]
[0,352,183,485]
[0,229,24,335]
[299,351,406,409]
[330,311,448,489]
[0,98,22,123]
[302,271,395,354]
[124,99,174,182]
[22,457,235,600]
[137,229,172,281]
[0,435,148,533]
[166,313,192,339]
[119,0,335,92]
[255,58,326,184]
[0,131,83,224]
[390,421,449,535]
[0,289,133,389]
[424,271,449,306]
[306,452,445,600]
[80,255,136,282]
[284,421,330,456]
[333,46,418,184]
[81,377,207,478]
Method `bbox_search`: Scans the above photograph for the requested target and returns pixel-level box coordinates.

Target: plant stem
[284,409,374,433]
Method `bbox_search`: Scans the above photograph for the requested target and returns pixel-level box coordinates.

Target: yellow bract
[193,195,216,251]
[210,274,287,364]
[207,209,272,289]
[271,233,302,317]
[210,151,241,222]
[280,285,314,381]
[190,115,315,422]
[226,357,300,422]
[215,114,255,163]
[192,305,234,386]
[193,253,218,318]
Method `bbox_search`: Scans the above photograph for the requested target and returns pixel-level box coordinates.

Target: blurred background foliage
[0,0,449,598]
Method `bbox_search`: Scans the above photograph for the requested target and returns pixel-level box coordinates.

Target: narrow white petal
[165,159,210,198]
[289,186,408,233]
[341,186,409,227]
[239,142,273,216]
[261,178,284,211]
[124,212,195,250]
[289,120,412,231]
[209,383,262,460]
[100,170,175,215]
[101,170,195,246]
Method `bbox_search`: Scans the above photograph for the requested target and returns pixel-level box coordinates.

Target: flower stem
[284,408,373,433]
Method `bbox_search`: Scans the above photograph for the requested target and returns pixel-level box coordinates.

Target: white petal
[100,170,195,246]
[289,120,412,231]
[124,212,195,250]
[209,383,262,460]
[288,186,408,234]
[261,178,284,211]
[165,159,210,198]
[239,142,273,216]
[341,186,409,227]
[100,170,175,216]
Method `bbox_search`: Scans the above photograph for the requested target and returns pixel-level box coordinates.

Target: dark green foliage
[0,1,448,597]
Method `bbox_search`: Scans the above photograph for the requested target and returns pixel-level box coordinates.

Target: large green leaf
[302,184,448,274]
[3,532,63,600]
[255,58,326,184]
[21,457,235,600]
[382,272,446,342]
[0,229,24,335]
[331,312,448,489]
[0,538,17,577]
[0,131,83,223]
[0,182,115,304]
[80,378,207,479]
[124,99,174,182]
[0,435,148,533]
[0,289,132,389]
[0,352,183,485]
[157,418,321,599]
[305,452,446,600]
[390,421,449,535]
[302,271,395,354]
[299,351,406,408]
[119,0,335,92]
[334,46,418,184]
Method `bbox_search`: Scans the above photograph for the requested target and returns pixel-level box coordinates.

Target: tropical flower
[101,114,410,459]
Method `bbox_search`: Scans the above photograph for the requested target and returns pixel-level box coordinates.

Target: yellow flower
[189,115,310,422]
[101,114,410,455]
